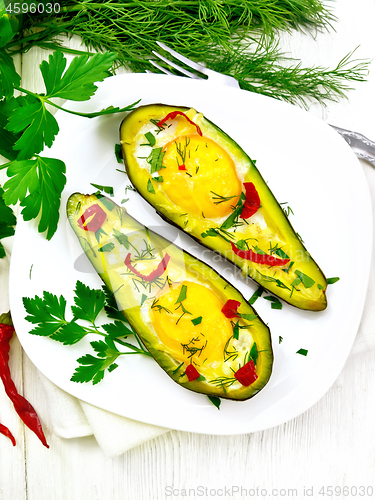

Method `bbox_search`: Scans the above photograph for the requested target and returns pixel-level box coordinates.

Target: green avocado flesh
[67,193,273,401]
[120,104,327,311]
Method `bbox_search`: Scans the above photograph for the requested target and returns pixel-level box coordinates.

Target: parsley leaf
[263,295,283,310]
[294,270,315,288]
[0,186,16,258]
[327,277,340,284]
[40,50,117,101]
[207,395,221,410]
[5,96,59,159]
[0,49,20,99]
[23,291,68,336]
[2,156,66,239]
[71,281,105,324]
[296,348,308,356]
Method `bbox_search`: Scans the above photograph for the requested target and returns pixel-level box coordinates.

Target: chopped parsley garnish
[327,277,340,284]
[248,286,264,305]
[153,175,163,182]
[90,183,114,197]
[296,348,308,356]
[114,143,123,163]
[147,179,155,194]
[191,316,202,326]
[207,396,221,410]
[220,192,246,230]
[293,270,315,288]
[147,147,165,173]
[98,242,115,252]
[142,131,156,147]
[263,295,282,310]
[279,336,283,344]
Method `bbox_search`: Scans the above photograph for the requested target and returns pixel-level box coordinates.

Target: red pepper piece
[241,182,260,219]
[0,423,16,446]
[178,165,187,171]
[185,364,200,381]
[125,253,170,282]
[221,299,241,318]
[0,322,49,448]
[156,111,203,136]
[231,242,290,267]
[77,204,106,232]
[234,359,258,386]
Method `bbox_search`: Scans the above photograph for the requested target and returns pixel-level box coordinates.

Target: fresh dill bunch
[3,0,369,107]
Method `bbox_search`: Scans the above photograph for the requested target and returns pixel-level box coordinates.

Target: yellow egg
[160,134,242,218]
[150,281,233,368]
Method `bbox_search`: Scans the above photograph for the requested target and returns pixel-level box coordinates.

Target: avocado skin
[120,104,328,312]
[67,193,273,401]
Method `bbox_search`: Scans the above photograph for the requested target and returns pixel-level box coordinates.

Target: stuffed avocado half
[67,193,273,401]
[120,104,328,311]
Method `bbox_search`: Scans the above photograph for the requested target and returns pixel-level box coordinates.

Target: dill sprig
[4,0,369,107]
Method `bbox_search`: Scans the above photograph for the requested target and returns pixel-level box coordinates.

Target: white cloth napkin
[1,160,374,457]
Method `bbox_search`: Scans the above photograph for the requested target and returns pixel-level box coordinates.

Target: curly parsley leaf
[2,156,66,239]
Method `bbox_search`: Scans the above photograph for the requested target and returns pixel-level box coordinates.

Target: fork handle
[330,125,375,166]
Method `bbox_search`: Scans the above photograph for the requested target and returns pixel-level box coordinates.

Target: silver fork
[151,42,375,166]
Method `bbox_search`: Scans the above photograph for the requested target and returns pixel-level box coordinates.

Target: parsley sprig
[23,280,151,385]
[0,37,139,243]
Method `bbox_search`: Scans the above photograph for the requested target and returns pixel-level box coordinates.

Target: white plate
[9,74,372,434]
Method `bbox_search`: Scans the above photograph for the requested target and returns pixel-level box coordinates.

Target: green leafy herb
[263,295,283,310]
[191,316,202,326]
[327,277,340,284]
[114,143,123,163]
[142,131,156,147]
[153,175,163,182]
[293,270,315,288]
[147,178,155,194]
[210,191,238,205]
[23,280,150,384]
[296,348,308,356]
[90,183,114,197]
[98,242,115,253]
[1,156,66,240]
[249,342,258,365]
[8,2,370,108]
[279,336,283,344]
[207,395,221,410]
[175,284,188,304]
[0,186,16,258]
[248,286,264,305]
[220,192,246,230]
[0,47,139,240]
[148,147,165,173]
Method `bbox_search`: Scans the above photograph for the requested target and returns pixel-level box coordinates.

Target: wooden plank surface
[1,1,375,499]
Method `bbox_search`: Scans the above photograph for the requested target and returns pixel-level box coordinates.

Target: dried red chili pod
[77,204,106,232]
[0,313,49,448]
[156,111,202,136]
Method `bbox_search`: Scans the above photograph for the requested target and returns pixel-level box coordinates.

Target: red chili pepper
[77,204,106,232]
[231,242,290,267]
[185,364,200,381]
[234,359,258,386]
[0,320,49,448]
[221,299,241,318]
[178,165,187,171]
[241,182,260,219]
[156,111,203,136]
[0,423,16,446]
[125,253,170,282]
